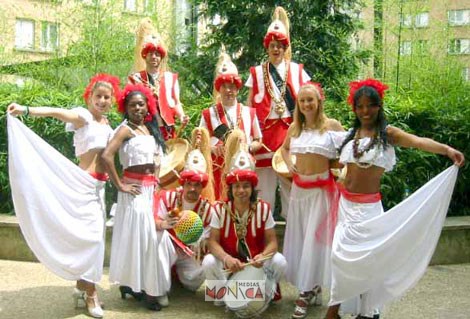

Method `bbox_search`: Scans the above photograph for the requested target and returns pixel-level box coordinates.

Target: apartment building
[0,0,195,66]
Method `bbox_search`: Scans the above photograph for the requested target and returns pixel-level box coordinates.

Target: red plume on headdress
[83,73,120,104]
[141,42,167,59]
[214,74,243,91]
[303,82,325,101]
[118,84,157,122]
[226,169,259,187]
[347,78,389,108]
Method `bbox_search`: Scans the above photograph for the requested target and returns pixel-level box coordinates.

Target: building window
[15,19,35,50]
[41,22,59,51]
[400,14,413,28]
[448,39,470,55]
[463,67,470,81]
[448,10,470,26]
[124,0,136,12]
[415,12,429,28]
[400,41,412,56]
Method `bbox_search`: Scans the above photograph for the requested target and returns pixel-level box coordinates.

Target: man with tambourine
[202,129,287,316]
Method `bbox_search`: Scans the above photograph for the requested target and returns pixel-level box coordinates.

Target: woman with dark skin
[102,84,171,311]
[324,79,464,319]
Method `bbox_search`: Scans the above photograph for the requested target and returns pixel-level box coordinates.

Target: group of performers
[6,6,465,319]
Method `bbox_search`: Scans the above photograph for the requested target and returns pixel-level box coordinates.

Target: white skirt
[109,181,175,296]
[283,171,333,291]
[329,166,459,316]
[7,114,106,283]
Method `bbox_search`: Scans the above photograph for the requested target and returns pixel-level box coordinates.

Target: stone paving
[0,260,469,319]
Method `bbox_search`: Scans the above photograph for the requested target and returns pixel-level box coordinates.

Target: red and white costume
[199,102,262,199]
[202,199,286,282]
[157,188,214,291]
[245,60,310,215]
[128,70,181,140]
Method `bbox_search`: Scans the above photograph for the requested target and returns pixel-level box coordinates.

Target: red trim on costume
[216,200,268,261]
[339,185,382,203]
[123,170,156,186]
[89,171,109,182]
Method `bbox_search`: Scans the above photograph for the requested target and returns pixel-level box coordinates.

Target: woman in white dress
[7,74,120,318]
[324,79,465,319]
[102,83,172,311]
[281,83,343,319]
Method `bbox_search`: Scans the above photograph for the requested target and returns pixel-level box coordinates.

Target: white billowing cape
[7,114,105,281]
[329,165,459,314]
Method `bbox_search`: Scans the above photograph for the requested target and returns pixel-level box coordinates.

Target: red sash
[89,171,109,182]
[339,185,382,203]
[293,172,339,245]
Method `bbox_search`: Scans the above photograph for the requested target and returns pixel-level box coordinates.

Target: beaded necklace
[263,62,289,116]
[225,200,257,239]
[352,128,381,169]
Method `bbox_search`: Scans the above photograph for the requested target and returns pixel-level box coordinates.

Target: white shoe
[157,294,169,307]
[84,292,104,318]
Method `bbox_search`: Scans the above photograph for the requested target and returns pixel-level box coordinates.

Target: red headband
[83,73,120,104]
[347,78,389,108]
[214,74,243,92]
[263,32,290,49]
[118,84,157,122]
[141,43,167,59]
[226,169,258,187]
[179,170,209,188]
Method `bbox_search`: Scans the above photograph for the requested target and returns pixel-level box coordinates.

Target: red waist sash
[339,185,381,203]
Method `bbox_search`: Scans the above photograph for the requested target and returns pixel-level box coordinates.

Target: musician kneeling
[156,130,214,292]
[202,139,287,309]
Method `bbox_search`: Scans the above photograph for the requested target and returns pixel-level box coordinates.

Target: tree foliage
[182,0,369,101]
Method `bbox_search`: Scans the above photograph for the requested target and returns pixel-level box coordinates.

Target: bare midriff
[124,163,155,175]
[344,163,384,194]
[79,149,106,174]
[294,153,330,176]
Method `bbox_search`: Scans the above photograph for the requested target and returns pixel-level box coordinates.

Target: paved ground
[0,260,469,319]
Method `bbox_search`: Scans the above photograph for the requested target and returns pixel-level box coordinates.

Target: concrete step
[1,215,470,265]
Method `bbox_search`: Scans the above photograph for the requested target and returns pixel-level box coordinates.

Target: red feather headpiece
[263,31,290,49]
[303,82,325,101]
[83,73,120,104]
[118,84,157,122]
[347,78,389,108]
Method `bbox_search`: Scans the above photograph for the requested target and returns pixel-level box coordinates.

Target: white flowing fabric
[7,114,105,282]
[329,166,459,315]
[284,171,333,291]
[109,185,176,296]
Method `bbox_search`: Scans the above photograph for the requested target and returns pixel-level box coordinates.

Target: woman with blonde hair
[281,82,343,319]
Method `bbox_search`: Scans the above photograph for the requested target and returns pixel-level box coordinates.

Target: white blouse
[290,129,337,159]
[65,107,113,157]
